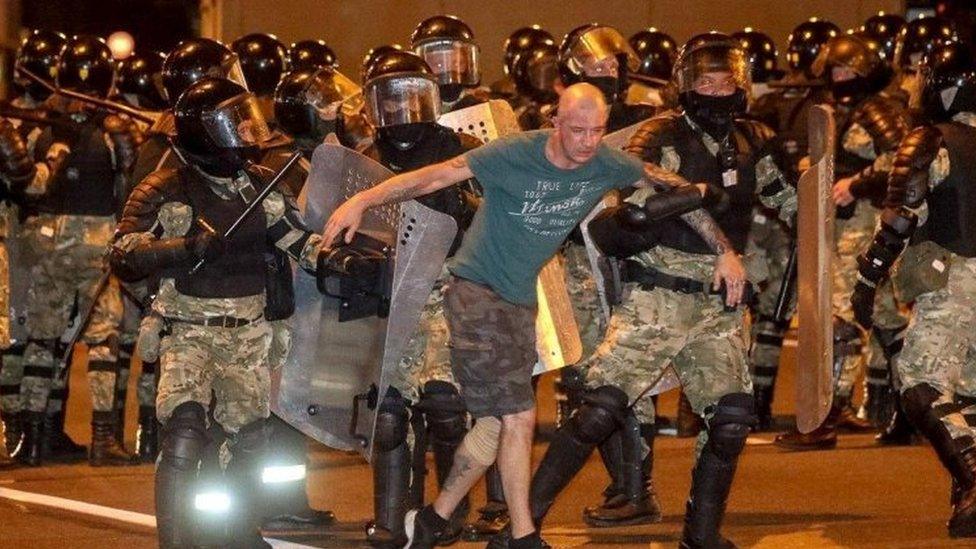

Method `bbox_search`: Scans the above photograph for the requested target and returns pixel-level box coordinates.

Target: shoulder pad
[884,125,943,209]
[853,96,911,153]
[735,118,776,144]
[117,168,184,235]
[624,112,680,160]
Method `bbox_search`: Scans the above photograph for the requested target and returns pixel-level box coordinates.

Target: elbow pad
[588,206,662,258]
[110,238,194,282]
[640,185,721,223]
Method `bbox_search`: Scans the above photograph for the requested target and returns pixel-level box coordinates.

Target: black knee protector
[570,386,629,444]
[705,393,756,461]
[374,391,408,453]
[418,380,467,444]
[902,383,946,429]
[833,317,863,358]
[161,402,209,471]
[872,325,906,360]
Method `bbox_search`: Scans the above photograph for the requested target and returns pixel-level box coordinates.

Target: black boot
[677,391,704,438]
[16,411,44,466]
[89,411,139,466]
[2,411,23,460]
[136,406,160,462]
[44,408,87,462]
[226,420,272,549]
[876,394,918,446]
[366,392,412,547]
[156,403,208,548]
[679,393,753,549]
[463,465,509,541]
[582,429,625,519]
[903,384,976,538]
[584,417,661,527]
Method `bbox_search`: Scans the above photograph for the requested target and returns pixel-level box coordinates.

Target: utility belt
[621,260,754,309]
[166,314,264,329]
[136,312,264,365]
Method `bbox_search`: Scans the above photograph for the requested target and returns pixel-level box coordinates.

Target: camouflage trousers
[116,289,157,419]
[584,284,752,452]
[20,214,122,414]
[156,318,272,433]
[748,209,793,390]
[897,256,976,443]
[833,206,909,400]
[391,275,458,404]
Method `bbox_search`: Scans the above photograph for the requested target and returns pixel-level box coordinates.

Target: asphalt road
[0,342,971,548]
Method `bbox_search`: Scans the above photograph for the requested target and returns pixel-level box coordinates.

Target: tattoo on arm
[680,209,732,255]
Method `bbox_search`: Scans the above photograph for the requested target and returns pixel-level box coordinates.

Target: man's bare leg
[433,417,501,519]
[496,407,537,538]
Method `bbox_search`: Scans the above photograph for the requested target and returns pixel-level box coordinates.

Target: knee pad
[705,393,756,461]
[460,416,501,467]
[161,402,208,471]
[833,317,863,358]
[872,325,906,360]
[557,366,586,393]
[374,392,408,453]
[902,383,945,427]
[418,380,467,444]
[570,385,629,444]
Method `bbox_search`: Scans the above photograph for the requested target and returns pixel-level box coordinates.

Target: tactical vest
[655,117,764,254]
[924,122,976,257]
[168,167,268,298]
[38,112,116,216]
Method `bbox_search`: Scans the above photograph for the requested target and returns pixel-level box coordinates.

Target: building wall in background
[211,0,904,83]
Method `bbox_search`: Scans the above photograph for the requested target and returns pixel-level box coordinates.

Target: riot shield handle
[348,383,378,448]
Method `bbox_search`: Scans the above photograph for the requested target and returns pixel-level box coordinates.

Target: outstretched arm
[322,154,474,246]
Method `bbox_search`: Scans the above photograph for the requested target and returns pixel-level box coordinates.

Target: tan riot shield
[796,104,836,433]
[437,99,521,143]
[273,143,456,459]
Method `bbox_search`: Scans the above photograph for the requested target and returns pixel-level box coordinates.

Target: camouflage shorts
[444,276,538,418]
[156,318,272,433]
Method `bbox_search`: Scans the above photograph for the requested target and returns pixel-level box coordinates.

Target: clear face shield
[415,40,480,86]
[305,69,363,119]
[564,26,639,78]
[526,53,558,92]
[364,74,441,128]
[675,44,751,96]
[200,92,273,150]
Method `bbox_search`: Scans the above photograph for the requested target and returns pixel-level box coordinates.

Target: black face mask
[682,89,747,138]
[831,77,869,105]
[379,123,430,150]
[186,146,259,179]
[587,76,620,103]
[440,84,464,103]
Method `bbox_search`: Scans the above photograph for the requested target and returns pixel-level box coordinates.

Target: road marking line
[0,486,317,548]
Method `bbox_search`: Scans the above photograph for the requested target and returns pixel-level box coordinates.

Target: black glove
[850,281,877,330]
[0,119,35,186]
[186,231,226,262]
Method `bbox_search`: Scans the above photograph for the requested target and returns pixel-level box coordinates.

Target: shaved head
[557,83,609,121]
[546,83,610,169]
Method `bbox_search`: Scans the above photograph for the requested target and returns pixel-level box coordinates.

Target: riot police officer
[627,28,677,108]
[116,50,168,112]
[410,15,489,113]
[850,42,976,539]
[287,39,338,72]
[860,11,906,62]
[231,33,289,124]
[493,25,555,104]
[509,40,559,130]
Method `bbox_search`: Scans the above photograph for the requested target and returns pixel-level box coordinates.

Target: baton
[188,151,303,275]
[16,66,157,124]
[55,270,111,382]
[773,244,798,323]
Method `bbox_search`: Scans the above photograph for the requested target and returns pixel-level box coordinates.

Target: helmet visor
[415,40,480,86]
[564,26,639,76]
[365,74,441,127]
[200,92,273,149]
[526,53,558,91]
[675,43,751,95]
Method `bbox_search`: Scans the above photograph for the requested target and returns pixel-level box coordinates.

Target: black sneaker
[403,508,440,549]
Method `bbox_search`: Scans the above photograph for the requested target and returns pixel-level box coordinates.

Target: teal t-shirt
[448,130,644,305]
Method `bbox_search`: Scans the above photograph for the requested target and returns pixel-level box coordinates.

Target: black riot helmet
[511,41,559,104]
[893,16,957,73]
[14,30,66,101]
[860,12,906,60]
[629,28,677,84]
[787,18,841,76]
[56,35,115,98]
[361,44,404,82]
[174,77,272,178]
[731,28,783,83]
[673,33,751,136]
[231,33,287,97]
[363,50,440,148]
[288,39,337,71]
[410,15,480,103]
[558,23,640,103]
[916,42,976,121]
[503,26,554,76]
[274,67,360,142]
[116,50,167,110]
[162,38,247,107]
[812,33,891,104]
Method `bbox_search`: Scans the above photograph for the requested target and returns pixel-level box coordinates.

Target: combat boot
[225,420,272,549]
[774,402,841,451]
[876,395,918,446]
[43,409,87,462]
[136,406,159,462]
[89,411,139,466]
[16,411,44,466]
[752,385,774,432]
[3,411,23,455]
[677,391,704,438]
[584,418,661,527]
[834,396,873,433]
